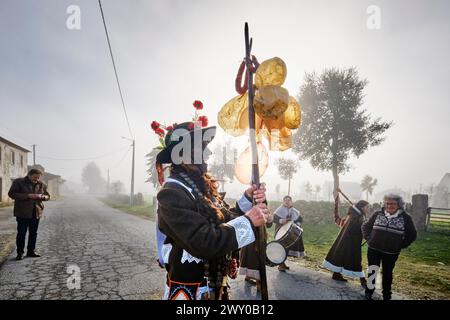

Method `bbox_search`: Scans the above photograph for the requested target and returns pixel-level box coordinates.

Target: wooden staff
[244,22,268,301]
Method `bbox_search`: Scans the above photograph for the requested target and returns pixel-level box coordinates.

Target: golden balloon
[284,96,302,129]
[234,143,269,184]
[265,127,292,151]
[255,57,287,88]
[217,93,248,136]
[254,85,289,119]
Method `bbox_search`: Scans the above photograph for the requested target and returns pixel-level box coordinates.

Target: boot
[245,276,257,285]
[365,292,373,300]
[256,280,261,292]
[26,251,41,258]
[360,277,368,289]
[332,272,348,282]
[278,263,289,272]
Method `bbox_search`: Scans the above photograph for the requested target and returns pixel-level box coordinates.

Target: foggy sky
[1,0,449,200]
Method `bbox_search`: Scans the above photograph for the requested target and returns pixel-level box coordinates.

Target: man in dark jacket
[362,193,417,300]
[8,168,50,260]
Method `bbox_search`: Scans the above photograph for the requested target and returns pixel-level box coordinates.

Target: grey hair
[383,193,405,209]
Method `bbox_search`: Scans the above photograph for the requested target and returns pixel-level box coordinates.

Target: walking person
[321,200,369,288]
[362,193,417,300]
[8,168,50,260]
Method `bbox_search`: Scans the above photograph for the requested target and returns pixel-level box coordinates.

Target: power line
[110,145,131,169]
[98,0,134,139]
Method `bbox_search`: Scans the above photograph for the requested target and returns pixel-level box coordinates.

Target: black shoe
[332,272,348,282]
[365,292,373,300]
[16,253,23,261]
[360,277,368,290]
[26,251,41,258]
[278,264,288,272]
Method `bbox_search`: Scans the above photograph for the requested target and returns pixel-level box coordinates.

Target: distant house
[433,173,450,208]
[0,136,30,203]
[28,165,65,198]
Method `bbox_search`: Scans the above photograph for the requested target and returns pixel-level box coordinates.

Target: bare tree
[304,181,313,201]
[314,184,322,201]
[275,184,281,199]
[276,158,299,197]
[81,162,106,194]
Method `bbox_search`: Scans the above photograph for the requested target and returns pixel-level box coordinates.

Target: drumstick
[336,187,354,206]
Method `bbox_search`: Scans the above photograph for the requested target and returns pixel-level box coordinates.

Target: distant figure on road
[8,168,50,261]
[321,200,369,288]
[273,195,305,272]
[362,193,417,300]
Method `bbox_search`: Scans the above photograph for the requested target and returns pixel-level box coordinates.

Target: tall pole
[107,169,110,195]
[244,22,268,300]
[32,144,36,165]
[130,139,135,206]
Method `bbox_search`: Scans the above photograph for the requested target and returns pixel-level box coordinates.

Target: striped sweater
[362,209,417,254]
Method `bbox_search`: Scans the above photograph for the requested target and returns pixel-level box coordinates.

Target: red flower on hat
[188,122,195,130]
[151,121,160,131]
[155,128,165,137]
[198,115,209,127]
[193,100,203,110]
[166,125,174,131]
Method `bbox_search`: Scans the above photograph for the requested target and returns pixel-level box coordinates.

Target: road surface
[0,195,403,300]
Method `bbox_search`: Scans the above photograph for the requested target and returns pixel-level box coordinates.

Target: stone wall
[0,142,28,203]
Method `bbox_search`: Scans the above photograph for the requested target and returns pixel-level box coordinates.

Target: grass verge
[267,221,450,300]
[99,197,156,221]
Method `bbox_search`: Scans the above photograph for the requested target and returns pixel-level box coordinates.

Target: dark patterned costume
[158,174,256,300]
[362,208,417,300]
[322,206,366,278]
[239,218,272,280]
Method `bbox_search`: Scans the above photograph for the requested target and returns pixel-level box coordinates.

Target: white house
[0,136,30,203]
[433,173,450,208]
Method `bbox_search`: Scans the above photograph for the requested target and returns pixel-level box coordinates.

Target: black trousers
[365,247,399,299]
[16,216,40,254]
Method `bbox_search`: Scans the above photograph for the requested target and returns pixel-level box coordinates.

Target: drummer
[273,196,306,271]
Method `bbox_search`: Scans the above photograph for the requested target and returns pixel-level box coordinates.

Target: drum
[266,241,287,265]
[275,221,303,249]
[265,221,304,265]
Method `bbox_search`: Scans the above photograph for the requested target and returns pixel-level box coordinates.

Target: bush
[107,192,144,206]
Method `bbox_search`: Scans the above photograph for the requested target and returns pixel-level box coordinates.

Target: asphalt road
[0,195,404,300]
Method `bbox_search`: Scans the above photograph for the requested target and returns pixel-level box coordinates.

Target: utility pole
[107,169,110,195]
[122,137,135,206]
[31,144,37,165]
[130,139,135,207]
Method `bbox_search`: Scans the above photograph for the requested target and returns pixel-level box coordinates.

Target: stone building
[0,136,30,203]
[27,164,65,198]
